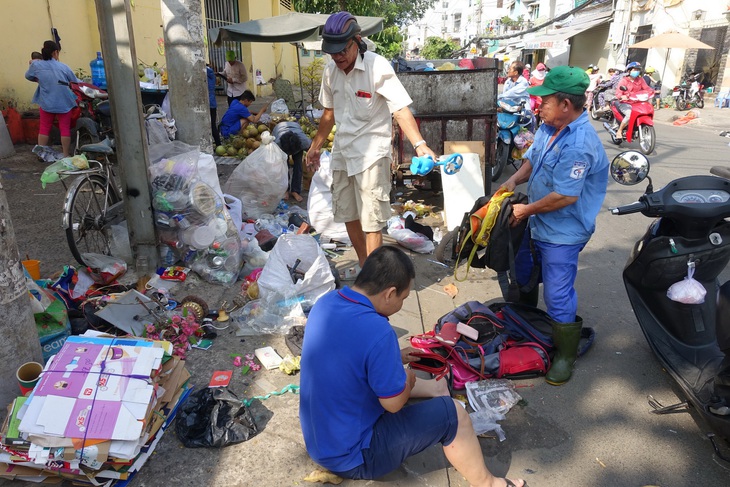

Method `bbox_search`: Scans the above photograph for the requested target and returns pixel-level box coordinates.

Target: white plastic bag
[270,98,289,115]
[257,233,335,304]
[223,132,289,219]
[386,217,435,254]
[667,263,707,304]
[307,151,350,244]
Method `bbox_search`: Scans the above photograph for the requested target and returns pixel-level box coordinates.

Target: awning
[210,12,383,45]
[524,14,612,50]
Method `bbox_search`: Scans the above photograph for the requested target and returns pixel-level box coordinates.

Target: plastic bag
[233,292,306,335]
[223,132,289,219]
[175,387,258,448]
[469,409,507,441]
[109,221,133,265]
[257,233,335,304]
[270,98,289,114]
[307,151,350,244]
[82,253,127,284]
[465,379,522,414]
[40,154,90,188]
[149,148,243,285]
[26,276,71,362]
[386,217,435,254]
[667,263,707,304]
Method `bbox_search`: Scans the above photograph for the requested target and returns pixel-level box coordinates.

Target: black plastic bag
[175,387,258,448]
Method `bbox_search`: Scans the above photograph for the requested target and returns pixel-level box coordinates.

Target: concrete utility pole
[94,0,158,272]
[0,175,42,408]
[160,0,213,154]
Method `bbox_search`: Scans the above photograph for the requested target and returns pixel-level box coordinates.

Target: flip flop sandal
[338,265,361,281]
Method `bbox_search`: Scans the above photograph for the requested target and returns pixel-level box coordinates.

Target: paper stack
[0,332,192,486]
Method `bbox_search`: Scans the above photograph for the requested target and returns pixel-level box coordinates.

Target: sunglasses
[332,39,355,57]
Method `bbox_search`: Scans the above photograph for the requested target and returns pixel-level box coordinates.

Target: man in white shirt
[500,61,530,106]
[223,50,248,107]
[306,12,436,270]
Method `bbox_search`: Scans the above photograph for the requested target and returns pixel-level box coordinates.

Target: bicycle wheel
[63,174,121,266]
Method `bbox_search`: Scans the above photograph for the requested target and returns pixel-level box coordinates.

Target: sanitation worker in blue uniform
[501,65,609,386]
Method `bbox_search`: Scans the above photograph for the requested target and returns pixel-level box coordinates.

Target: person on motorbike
[596,64,625,112]
[585,65,602,109]
[643,66,661,109]
[499,61,530,106]
[613,62,655,141]
[529,63,547,112]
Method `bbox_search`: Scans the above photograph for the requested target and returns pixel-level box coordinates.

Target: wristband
[413,140,427,150]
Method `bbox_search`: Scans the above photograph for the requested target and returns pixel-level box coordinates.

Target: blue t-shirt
[206,67,217,109]
[300,287,407,472]
[523,110,609,245]
[25,59,78,113]
[219,99,251,137]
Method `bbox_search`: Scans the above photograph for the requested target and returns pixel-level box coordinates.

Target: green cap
[527,65,590,96]
[225,50,236,62]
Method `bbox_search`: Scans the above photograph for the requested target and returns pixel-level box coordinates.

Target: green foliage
[371,26,404,60]
[74,67,90,81]
[420,37,460,60]
[296,57,326,107]
[293,0,435,57]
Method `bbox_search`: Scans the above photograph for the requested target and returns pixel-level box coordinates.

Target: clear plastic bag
[465,379,522,415]
[386,217,435,254]
[667,262,707,304]
[469,409,507,441]
[223,132,289,219]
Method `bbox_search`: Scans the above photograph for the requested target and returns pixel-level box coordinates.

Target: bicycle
[60,137,125,266]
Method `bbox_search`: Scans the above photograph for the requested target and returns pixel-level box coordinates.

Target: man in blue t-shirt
[502,65,609,387]
[300,246,526,487]
[218,90,269,138]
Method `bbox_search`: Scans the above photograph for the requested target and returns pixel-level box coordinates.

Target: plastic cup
[16,361,43,396]
[189,225,215,249]
[22,259,41,280]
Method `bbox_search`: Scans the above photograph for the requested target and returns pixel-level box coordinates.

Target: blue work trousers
[515,230,585,323]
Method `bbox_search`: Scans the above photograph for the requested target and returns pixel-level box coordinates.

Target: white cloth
[223,61,248,98]
[319,51,412,176]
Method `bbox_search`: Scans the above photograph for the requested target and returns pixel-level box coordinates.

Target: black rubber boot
[545,317,583,386]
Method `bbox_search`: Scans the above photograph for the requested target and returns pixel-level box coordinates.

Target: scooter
[602,86,656,155]
[589,83,614,122]
[492,98,535,182]
[610,151,730,460]
[672,72,705,111]
[60,80,114,148]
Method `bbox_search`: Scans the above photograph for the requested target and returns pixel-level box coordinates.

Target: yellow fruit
[327,133,335,142]
[226,146,237,156]
[215,145,227,156]
[257,124,268,134]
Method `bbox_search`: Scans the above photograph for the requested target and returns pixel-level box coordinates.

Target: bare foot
[291,192,303,202]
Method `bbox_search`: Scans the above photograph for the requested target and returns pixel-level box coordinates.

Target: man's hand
[306,146,322,172]
[400,346,421,365]
[414,143,437,160]
[501,178,517,193]
[511,203,528,227]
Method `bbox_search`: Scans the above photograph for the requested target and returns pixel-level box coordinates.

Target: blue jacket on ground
[219,99,251,137]
[300,286,406,472]
[25,59,78,113]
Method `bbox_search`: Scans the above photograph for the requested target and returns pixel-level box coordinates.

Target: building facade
[0,0,299,111]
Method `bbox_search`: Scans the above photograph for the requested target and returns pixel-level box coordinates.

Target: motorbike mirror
[619,85,628,91]
[610,151,650,186]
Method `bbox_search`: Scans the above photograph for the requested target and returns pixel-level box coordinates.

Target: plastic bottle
[90,52,107,89]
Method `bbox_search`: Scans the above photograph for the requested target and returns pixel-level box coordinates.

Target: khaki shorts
[331,158,392,232]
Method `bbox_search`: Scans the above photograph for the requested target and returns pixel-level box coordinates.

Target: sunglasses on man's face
[332,39,355,57]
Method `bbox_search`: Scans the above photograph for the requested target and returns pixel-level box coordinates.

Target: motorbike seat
[80,138,114,155]
[96,101,111,117]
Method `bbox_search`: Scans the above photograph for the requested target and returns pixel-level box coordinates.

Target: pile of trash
[0,332,191,485]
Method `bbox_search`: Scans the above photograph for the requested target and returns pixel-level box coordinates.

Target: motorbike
[602,86,656,155]
[492,98,535,182]
[672,72,705,111]
[60,80,114,148]
[610,151,730,460]
[589,82,614,122]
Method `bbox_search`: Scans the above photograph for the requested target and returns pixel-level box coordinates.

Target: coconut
[215,145,227,156]
[252,140,261,150]
[226,146,237,156]
[257,124,268,134]
[245,138,256,149]
[232,137,246,149]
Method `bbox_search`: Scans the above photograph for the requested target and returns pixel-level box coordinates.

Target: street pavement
[1,101,730,486]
